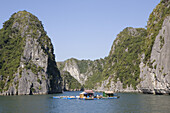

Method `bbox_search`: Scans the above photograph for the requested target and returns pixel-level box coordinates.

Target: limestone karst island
[0,0,169,113]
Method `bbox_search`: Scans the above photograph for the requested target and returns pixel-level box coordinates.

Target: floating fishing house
[53,90,119,99]
[79,90,94,100]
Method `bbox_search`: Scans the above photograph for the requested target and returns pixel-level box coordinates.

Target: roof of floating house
[84,90,94,93]
[104,91,114,94]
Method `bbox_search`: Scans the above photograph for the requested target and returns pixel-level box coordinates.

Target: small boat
[102,91,120,99]
[79,90,94,100]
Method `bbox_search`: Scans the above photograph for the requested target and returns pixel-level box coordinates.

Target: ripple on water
[0,92,170,113]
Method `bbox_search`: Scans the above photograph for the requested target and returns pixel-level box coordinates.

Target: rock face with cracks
[0,11,62,95]
[140,16,170,94]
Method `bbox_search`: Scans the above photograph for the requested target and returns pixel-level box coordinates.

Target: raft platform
[53,95,120,99]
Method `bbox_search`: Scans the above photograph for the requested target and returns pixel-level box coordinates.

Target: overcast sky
[0,0,160,61]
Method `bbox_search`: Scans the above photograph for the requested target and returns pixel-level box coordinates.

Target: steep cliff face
[0,11,62,95]
[60,71,82,91]
[140,16,170,94]
[97,0,170,94]
[95,27,147,92]
[57,58,105,86]
[58,58,88,85]
[139,0,170,94]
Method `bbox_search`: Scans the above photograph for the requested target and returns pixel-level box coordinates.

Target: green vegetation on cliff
[0,11,61,93]
[144,0,170,63]
[104,28,147,89]
[0,13,24,90]
[84,59,105,89]
[61,71,82,90]
[57,58,105,89]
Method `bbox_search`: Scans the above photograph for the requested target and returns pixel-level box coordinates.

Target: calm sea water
[0,91,170,113]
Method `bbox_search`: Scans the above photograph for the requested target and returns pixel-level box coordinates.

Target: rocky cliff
[96,0,170,94]
[97,0,170,94]
[0,11,62,95]
[57,58,105,86]
[60,71,82,91]
[139,0,170,94]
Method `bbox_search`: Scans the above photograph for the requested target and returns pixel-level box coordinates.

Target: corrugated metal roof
[84,90,94,93]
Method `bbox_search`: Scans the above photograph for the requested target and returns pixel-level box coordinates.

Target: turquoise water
[0,91,170,113]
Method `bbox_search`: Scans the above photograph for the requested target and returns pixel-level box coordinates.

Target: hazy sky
[0,0,160,61]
